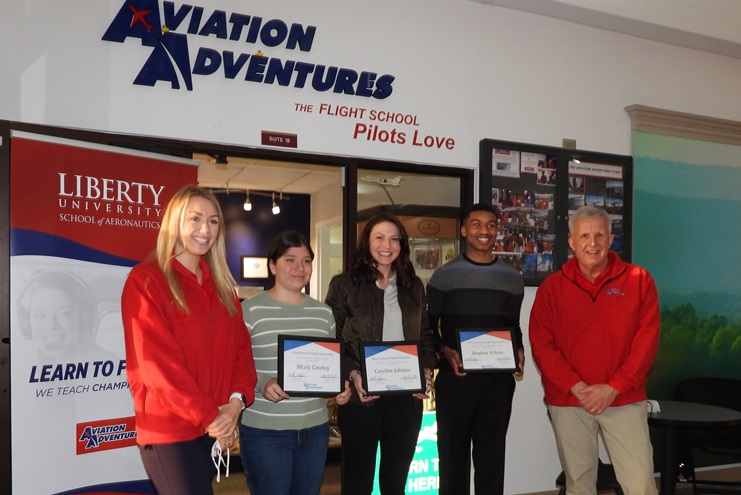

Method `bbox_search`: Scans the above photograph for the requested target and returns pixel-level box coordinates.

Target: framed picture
[359,341,425,396]
[414,247,441,270]
[277,336,343,397]
[242,256,268,279]
[490,149,521,178]
[455,328,519,373]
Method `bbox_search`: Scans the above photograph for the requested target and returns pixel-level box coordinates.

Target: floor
[526,467,741,495]
[212,457,739,495]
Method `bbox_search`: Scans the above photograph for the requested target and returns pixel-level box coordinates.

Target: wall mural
[633,131,741,400]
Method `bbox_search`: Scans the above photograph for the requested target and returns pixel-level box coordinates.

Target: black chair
[555,459,625,495]
[674,377,741,494]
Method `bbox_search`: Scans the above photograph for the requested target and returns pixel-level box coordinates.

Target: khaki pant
[549,402,658,495]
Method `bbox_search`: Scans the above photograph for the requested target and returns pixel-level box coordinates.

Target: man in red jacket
[530,205,659,495]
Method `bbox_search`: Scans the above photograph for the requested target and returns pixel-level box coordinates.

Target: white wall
[4,1,741,492]
[4,1,741,163]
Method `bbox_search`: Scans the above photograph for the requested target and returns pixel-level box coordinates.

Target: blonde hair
[156,184,238,316]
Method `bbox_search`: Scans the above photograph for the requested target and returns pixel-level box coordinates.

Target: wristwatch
[230,392,247,411]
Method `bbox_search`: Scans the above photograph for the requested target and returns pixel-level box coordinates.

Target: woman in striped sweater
[239,231,351,495]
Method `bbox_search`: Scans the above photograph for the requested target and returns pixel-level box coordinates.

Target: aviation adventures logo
[103,1,396,98]
[76,416,137,455]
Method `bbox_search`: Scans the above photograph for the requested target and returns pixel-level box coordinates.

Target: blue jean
[239,422,329,495]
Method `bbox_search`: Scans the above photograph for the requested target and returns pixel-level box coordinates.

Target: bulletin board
[479,139,632,286]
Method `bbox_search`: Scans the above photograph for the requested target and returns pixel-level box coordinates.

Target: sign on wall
[9,132,197,494]
[99,1,458,156]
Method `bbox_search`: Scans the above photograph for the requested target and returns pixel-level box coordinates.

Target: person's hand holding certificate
[456,328,519,373]
[360,341,424,395]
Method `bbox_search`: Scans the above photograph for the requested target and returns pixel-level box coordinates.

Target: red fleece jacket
[529,252,660,407]
[122,258,256,444]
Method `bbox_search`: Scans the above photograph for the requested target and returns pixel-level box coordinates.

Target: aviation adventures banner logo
[103,1,396,98]
[76,416,137,455]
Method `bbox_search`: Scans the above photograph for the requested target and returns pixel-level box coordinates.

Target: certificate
[456,328,519,373]
[277,336,343,397]
[359,341,424,395]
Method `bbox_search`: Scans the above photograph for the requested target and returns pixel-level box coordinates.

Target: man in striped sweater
[427,203,525,495]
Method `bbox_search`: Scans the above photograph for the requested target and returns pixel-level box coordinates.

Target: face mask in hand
[211,439,230,483]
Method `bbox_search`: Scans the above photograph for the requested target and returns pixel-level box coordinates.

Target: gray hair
[568,206,612,235]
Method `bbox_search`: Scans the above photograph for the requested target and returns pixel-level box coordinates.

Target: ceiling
[197,2,740,195]
[195,152,340,195]
[473,0,741,60]
[195,152,463,210]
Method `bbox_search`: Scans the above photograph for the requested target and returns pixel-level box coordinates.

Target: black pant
[435,368,515,495]
[139,434,215,495]
[338,395,423,495]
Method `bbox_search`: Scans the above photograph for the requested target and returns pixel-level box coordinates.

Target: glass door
[355,167,469,284]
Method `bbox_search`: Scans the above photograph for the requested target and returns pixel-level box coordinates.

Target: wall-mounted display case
[479,139,632,286]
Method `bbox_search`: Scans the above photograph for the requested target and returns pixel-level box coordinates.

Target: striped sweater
[427,254,525,356]
[240,291,336,430]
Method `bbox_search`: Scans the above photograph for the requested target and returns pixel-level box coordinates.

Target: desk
[648,400,741,495]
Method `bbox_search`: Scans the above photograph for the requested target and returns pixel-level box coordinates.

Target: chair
[555,459,625,495]
[674,377,741,494]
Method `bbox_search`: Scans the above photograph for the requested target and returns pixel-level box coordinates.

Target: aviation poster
[9,132,197,494]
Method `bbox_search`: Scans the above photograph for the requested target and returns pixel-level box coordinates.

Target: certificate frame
[277,335,344,397]
[456,328,519,373]
[359,341,425,395]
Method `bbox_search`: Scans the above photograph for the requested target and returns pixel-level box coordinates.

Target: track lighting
[271,192,280,214]
[211,188,288,214]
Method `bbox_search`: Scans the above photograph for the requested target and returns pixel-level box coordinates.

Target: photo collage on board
[567,160,625,258]
[490,149,556,280]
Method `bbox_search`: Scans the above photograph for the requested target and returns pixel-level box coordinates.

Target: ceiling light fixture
[211,188,290,213]
[272,192,280,215]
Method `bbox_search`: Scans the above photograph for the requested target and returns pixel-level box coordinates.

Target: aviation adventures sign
[103,1,396,99]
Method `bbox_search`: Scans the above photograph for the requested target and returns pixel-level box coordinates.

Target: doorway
[195,152,474,301]
[194,152,343,300]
